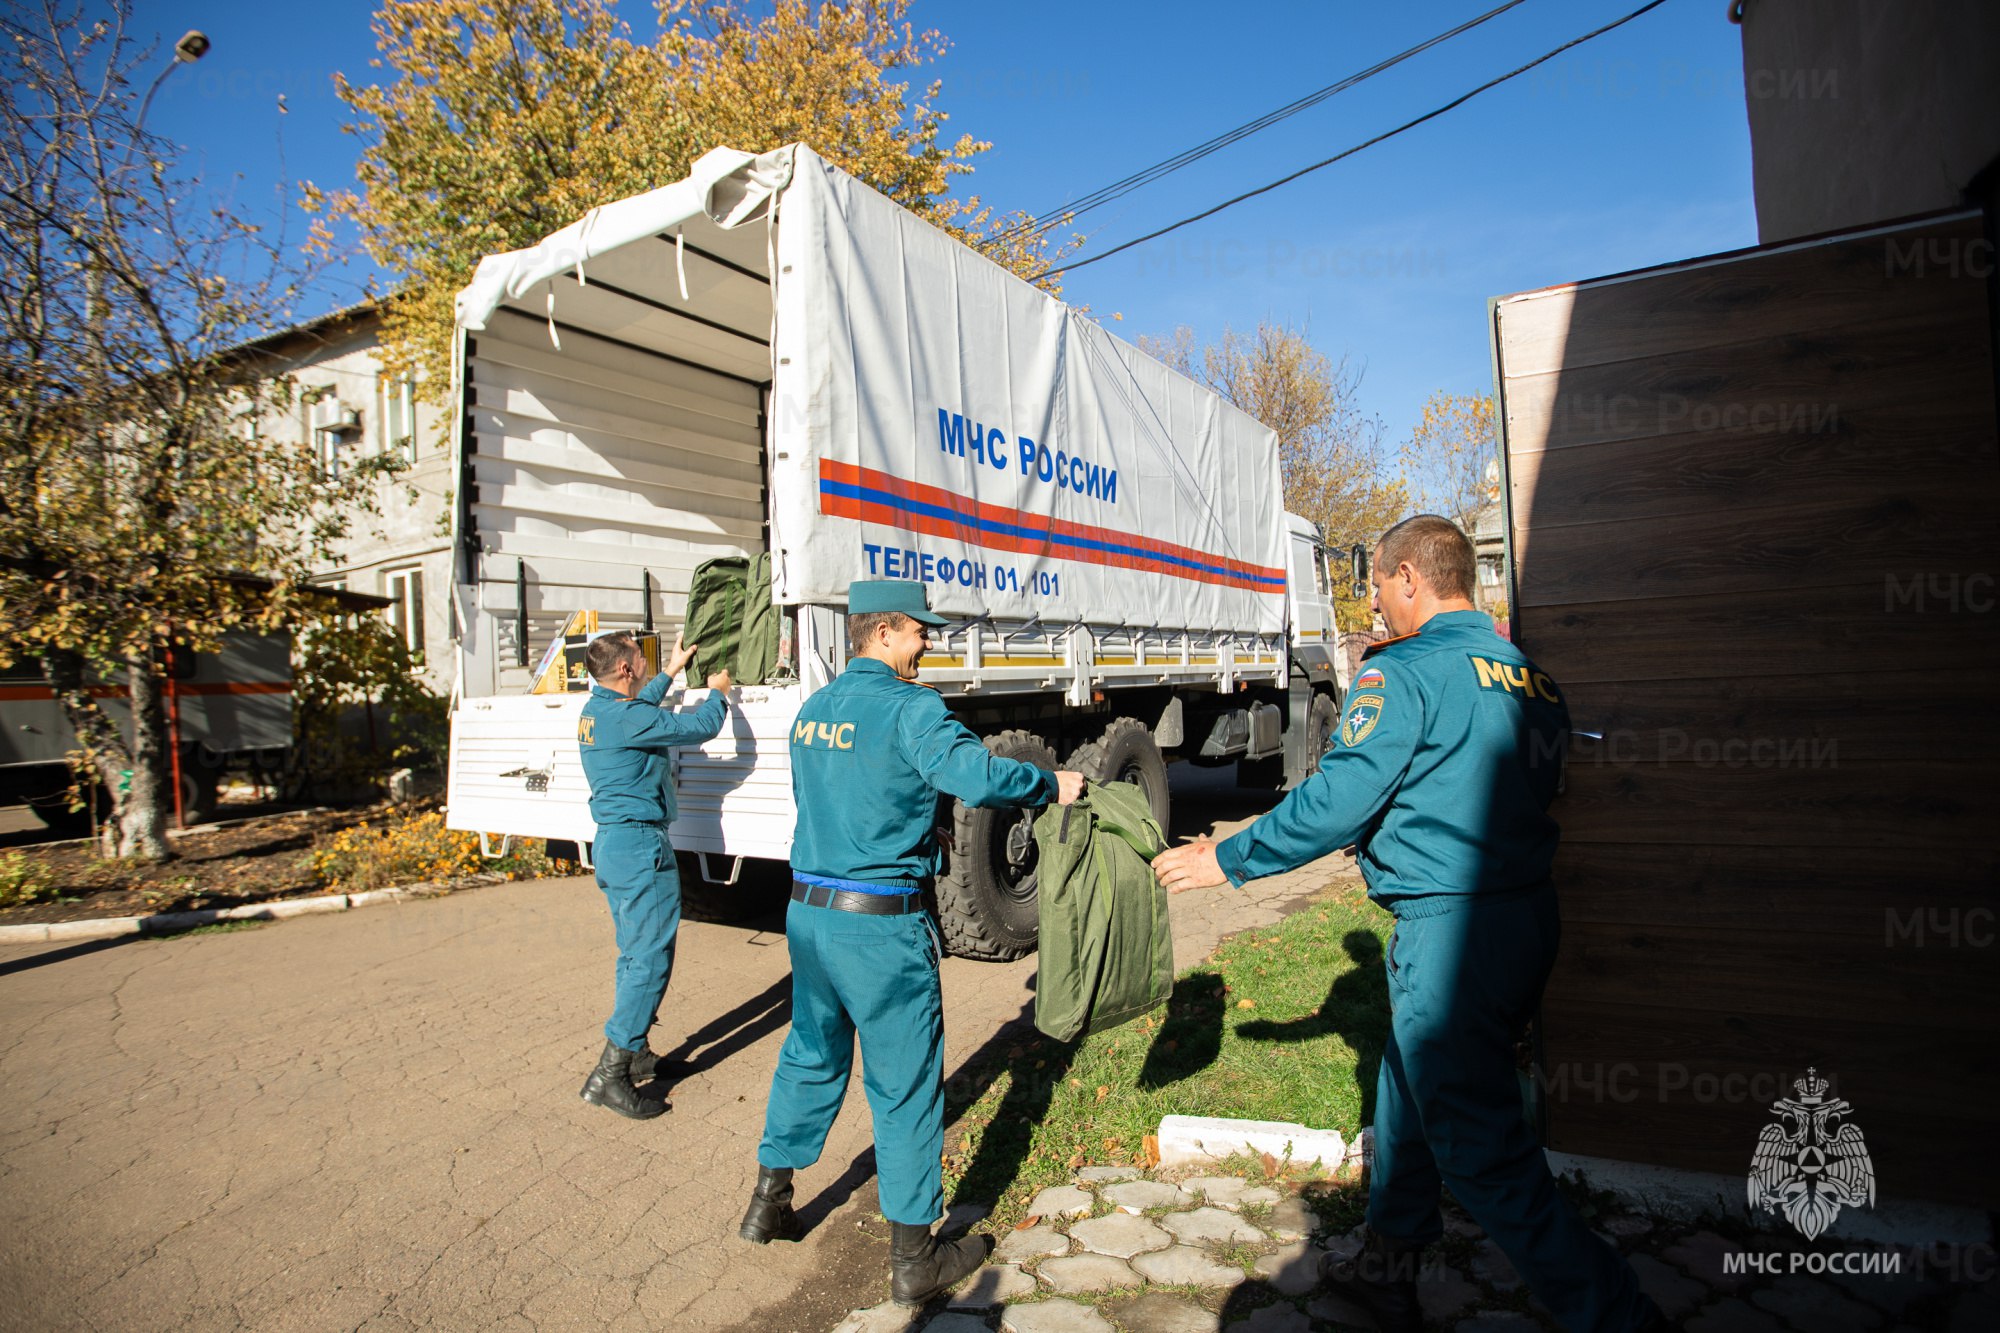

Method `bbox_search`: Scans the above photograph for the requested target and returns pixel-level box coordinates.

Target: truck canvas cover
[455,144,1287,639]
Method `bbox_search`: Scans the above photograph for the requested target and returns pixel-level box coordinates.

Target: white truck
[444,145,1344,959]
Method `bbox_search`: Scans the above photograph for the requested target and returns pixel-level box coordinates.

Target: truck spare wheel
[936,729,1056,961]
[1065,718,1170,833]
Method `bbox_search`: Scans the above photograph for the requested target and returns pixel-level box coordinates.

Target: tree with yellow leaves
[328,0,1073,396]
[1143,322,1406,629]
[1401,391,1498,532]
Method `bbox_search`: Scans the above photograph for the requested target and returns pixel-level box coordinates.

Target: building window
[309,393,361,479]
[385,568,424,661]
[1479,556,1503,587]
[380,371,417,464]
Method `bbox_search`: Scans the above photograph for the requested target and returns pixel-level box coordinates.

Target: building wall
[1493,212,1999,1208]
[260,312,456,695]
[1739,0,2000,242]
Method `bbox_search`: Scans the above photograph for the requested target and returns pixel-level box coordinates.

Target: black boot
[578,1040,668,1120]
[889,1220,991,1307]
[1317,1230,1424,1333]
[627,1045,687,1087]
[738,1166,803,1244]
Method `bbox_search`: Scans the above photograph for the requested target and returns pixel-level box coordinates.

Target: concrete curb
[0,873,512,946]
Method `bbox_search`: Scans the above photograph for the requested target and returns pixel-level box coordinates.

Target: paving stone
[1822,1264,1939,1319]
[1686,1298,1786,1333]
[1252,1241,1318,1296]
[1225,1304,1311,1332]
[1751,1275,1883,1331]
[1000,1299,1117,1333]
[1076,1165,1142,1184]
[828,1301,923,1333]
[1108,1292,1223,1333]
[1259,1198,1315,1242]
[1162,1206,1267,1247]
[1470,1238,1523,1294]
[1071,1212,1173,1259]
[1417,1267,1482,1322]
[1182,1176,1279,1210]
[1040,1253,1140,1295]
[996,1225,1072,1263]
[1661,1231,1751,1291]
[1104,1180,1192,1214]
[1028,1185,1096,1219]
[1307,1291,1379,1328]
[1443,1213,1484,1239]
[1183,1176,1249,1205]
[1132,1245,1246,1288]
[1452,1315,1541,1332]
[927,1316,995,1333]
[1602,1214,1654,1238]
[1949,1282,2000,1333]
[1631,1254,1709,1320]
[950,1264,1038,1309]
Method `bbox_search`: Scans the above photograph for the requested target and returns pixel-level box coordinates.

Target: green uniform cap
[847,579,947,626]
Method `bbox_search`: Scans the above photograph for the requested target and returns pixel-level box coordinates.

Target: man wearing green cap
[739,579,1083,1307]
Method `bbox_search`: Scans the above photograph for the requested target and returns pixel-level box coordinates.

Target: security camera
[173,30,209,62]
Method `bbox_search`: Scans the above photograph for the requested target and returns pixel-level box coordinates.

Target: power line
[1030,0,1673,283]
[988,0,1528,250]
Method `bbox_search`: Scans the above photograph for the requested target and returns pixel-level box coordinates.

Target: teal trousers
[592,823,681,1052]
[757,900,945,1225]
[1370,886,1658,1332]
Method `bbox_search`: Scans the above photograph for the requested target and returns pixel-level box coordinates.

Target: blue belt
[790,879,925,916]
[792,871,920,896]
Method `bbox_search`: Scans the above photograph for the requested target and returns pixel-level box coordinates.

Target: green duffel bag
[1032,779,1174,1042]
[683,552,778,685]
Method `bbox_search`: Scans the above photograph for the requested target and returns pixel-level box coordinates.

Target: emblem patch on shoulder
[1341,692,1386,747]
[578,715,596,746]
[1354,667,1386,690]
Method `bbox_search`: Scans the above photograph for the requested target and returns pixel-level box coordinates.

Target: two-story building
[242,301,455,695]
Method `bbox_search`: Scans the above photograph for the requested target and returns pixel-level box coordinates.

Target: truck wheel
[178,744,224,825]
[1065,718,1170,831]
[936,729,1056,961]
[1308,692,1339,763]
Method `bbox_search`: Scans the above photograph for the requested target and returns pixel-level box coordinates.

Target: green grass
[944,882,1393,1232]
[179,918,272,936]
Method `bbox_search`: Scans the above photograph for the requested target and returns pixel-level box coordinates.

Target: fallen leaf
[1066,1149,1086,1171]
[1143,1134,1161,1167]
[1237,999,1256,1010]
[1095,1085,1109,1101]
[1016,1215,1042,1230]
[1260,1151,1280,1176]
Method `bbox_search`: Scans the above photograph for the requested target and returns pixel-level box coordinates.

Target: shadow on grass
[1235,929,1389,1126]
[1136,970,1226,1089]
[942,995,1081,1217]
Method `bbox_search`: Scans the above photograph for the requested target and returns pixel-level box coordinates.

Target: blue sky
[137,0,1757,446]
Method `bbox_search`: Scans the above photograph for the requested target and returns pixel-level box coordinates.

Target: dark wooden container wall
[1491,212,2000,1208]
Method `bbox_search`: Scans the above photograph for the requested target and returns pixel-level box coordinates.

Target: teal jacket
[1216,610,1568,909]
[790,656,1058,887]
[578,673,728,827]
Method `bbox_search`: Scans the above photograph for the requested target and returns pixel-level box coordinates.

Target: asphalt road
[0,766,1360,1332]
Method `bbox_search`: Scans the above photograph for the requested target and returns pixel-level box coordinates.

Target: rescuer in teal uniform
[1154,516,1662,1333]
[738,581,1083,1308]
[576,629,733,1120]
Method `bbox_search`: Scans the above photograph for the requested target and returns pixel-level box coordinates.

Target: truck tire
[178,744,224,825]
[1065,718,1170,831]
[936,729,1056,961]
[1307,691,1339,764]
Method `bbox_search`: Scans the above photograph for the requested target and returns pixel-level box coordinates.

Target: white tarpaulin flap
[768,148,1286,635]
[454,145,794,331]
